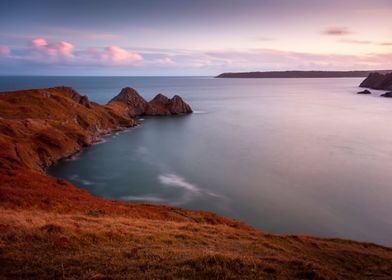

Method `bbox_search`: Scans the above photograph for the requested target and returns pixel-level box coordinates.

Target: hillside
[0,87,392,279]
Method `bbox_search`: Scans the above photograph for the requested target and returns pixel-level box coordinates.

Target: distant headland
[216,70,392,78]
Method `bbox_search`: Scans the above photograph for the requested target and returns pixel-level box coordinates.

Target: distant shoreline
[216,70,392,79]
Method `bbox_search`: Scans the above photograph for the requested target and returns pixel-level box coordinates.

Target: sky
[0,0,391,75]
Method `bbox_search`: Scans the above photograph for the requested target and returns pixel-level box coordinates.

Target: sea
[1,76,391,246]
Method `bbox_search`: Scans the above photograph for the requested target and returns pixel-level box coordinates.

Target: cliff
[0,86,191,172]
[216,70,392,78]
[0,87,392,279]
[359,72,392,90]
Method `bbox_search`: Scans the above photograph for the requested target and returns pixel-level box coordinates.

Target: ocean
[1,76,392,246]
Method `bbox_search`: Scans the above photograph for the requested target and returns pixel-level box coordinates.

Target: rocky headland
[359,72,392,91]
[216,70,392,78]
[1,86,392,279]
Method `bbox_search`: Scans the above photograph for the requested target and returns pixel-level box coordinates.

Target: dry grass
[1,208,392,279]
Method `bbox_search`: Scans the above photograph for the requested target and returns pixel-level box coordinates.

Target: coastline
[1,86,392,279]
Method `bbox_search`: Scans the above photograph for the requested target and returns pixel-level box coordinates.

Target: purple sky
[0,0,391,75]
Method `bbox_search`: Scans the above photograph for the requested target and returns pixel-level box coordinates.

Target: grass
[1,208,392,279]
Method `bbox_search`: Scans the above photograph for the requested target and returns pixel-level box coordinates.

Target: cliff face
[360,72,392,90]
[1,87,392,279]
[0,87,134,172]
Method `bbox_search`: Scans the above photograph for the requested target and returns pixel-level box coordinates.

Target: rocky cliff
[0,86,392,279]
[0,86,191,172]
[108,87,192,116]
[359,72,392,90]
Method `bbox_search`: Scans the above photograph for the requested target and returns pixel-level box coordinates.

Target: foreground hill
[216,70,392,78]
[0,87,392,279]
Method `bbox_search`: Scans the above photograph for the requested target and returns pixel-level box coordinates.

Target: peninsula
[1,87,392,279]
[216,70,392,78]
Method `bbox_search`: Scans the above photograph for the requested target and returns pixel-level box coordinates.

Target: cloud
[338,39,392,47]
[2,38,392,74]
[7,38,143,66]
[148,57,176,66]
[0,45,11,57]
[255,36,275,41]
[31,38,48,48]
[339,39,372,45]
[322,27,352,36]
[82,46,143,65]
[28,38,74,63]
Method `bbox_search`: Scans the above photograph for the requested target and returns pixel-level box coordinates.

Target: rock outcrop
[359,72,392,90]
[380,91,392,98]
[357,89,371,94]
[109,87,193,116]
[145,93,171,115]
[108,87,149,116]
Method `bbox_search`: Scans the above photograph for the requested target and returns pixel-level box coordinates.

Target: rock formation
[380,91,392,98]
[357,89,371,94]
[168,95,193,114]
[359,72,392,90]
[145,93,171,115]
[108,87,193,116]
[109,87,149,116]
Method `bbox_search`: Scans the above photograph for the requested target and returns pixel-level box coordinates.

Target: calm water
[2,76,392,246]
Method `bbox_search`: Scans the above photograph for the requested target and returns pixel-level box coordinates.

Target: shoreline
[1,86,392,279]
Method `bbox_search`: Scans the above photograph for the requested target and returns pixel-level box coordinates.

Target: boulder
[357,90,371,94]
[380,91,392,98]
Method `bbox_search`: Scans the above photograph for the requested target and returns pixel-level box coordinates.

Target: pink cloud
[29,38,75,63]
[23,38,142,66]
[31,38,48,48]
[82,46,143,65]
[0,45,11,57]
[339,39,372,45]
[101,46,142,64]
[322,27,352,36]
[154,57,175,65]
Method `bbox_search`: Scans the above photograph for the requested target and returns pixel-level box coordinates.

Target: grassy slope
[0,88,392,279]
